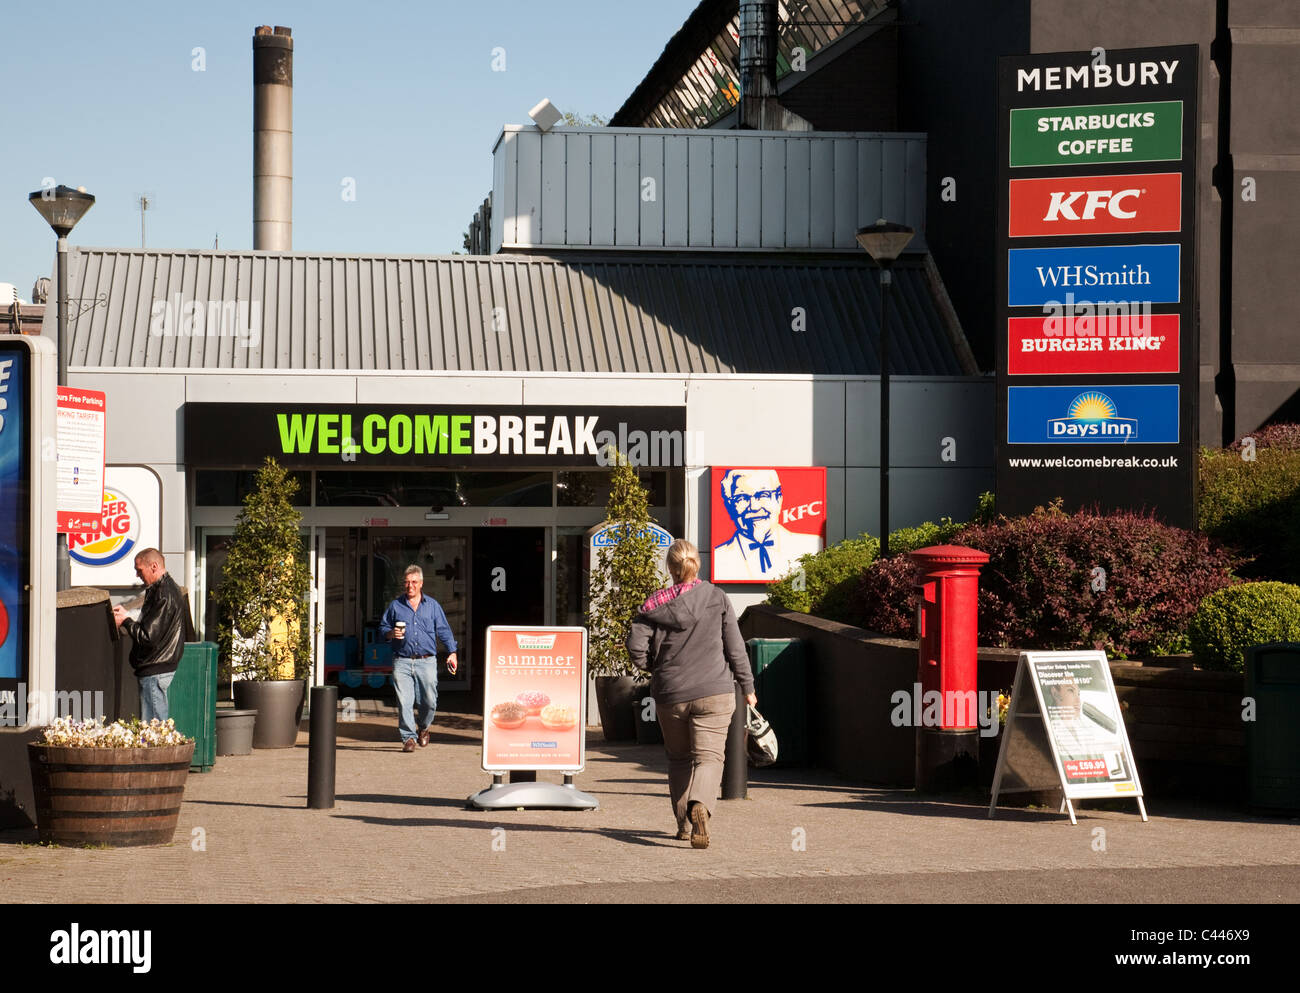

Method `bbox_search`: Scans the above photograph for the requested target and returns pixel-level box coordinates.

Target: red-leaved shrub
[852,508,1240,658]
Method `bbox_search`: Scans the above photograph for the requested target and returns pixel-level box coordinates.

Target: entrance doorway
[470,527,546,688]
[317,526,547,700]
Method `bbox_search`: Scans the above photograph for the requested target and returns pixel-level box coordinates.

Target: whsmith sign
[996,46,1198,528]
[184,404,688,468]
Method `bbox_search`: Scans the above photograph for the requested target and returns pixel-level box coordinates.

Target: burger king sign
[69,467,162,587]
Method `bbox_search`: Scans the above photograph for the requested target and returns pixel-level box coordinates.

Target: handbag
[745,704,779,767]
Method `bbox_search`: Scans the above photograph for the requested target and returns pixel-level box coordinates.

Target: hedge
[1188,581,1300,672]
[1199,436,1300,585]
[853,506,1240,658]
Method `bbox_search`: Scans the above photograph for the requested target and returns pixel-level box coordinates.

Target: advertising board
[0,345,29,694]
[482,626,586,772]
[996,45,1199,528]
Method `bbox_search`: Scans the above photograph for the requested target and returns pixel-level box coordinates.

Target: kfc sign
[710,467,826,584]
[1009,172,1181,237]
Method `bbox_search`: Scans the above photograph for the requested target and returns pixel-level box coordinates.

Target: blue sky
[0,0,700,298]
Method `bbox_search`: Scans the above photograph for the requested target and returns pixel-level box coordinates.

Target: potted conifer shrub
[586,450,664,741]
[213,458,314,749]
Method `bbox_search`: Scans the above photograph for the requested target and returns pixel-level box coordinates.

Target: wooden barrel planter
[27,741,195,846]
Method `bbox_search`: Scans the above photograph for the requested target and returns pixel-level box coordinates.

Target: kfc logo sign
[782,500,823,524]
[710,467,826,584]
[1044,188,1140,221]
[1009,172,1180,237]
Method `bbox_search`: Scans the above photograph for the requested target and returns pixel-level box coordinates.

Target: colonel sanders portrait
[712,468,822,582]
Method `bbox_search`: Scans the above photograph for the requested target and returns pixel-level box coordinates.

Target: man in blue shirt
[380,564,459,752]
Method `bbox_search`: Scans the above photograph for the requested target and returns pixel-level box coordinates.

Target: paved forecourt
[2,699,1297,903]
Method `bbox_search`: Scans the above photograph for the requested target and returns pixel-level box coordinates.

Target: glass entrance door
[366,531,470,690]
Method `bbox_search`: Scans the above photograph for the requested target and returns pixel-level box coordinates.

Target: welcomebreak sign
[996,46,1199,528]
[185,403,687,469]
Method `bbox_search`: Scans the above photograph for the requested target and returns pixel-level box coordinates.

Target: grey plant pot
[233,680,305,749]
[215,709,259,756]
[594,675,643,742]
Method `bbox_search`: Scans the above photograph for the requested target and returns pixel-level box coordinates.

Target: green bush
[888,517,965,556]
[766,534,878,617]
[1188,582,1300,672]
[765,517,965,620]
[1199,443,1300,584]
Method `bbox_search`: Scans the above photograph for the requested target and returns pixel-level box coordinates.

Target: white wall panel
[185,374,355,404]
[615,133,640,246]
[355,376,524,404]
[761,138,786,248]
[493,127,929,252]
[540,132,567,246]
[712,137,738,246]
[639,134,665,247]
[686,379,817,465]
[737,136,763,248]
[514,130,542,246]
[521,377,686,406]
[590,133,616,244]
[810,138,836,247]
[664,135,689,247]
[784,137,811,249]
[565,132,591,246]
[71,372,185,464]
[688,136,713,246]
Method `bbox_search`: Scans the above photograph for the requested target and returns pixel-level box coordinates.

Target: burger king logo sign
[69,489,139,566]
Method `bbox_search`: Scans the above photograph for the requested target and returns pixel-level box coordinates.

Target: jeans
[392,657,439,741]
[657,691,736,827]
[138,671,175,723]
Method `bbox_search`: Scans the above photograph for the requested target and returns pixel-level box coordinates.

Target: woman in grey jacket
[626,539,756,848]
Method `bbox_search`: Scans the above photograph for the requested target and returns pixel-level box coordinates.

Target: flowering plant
[39,716,192,748]
[997,692,1011,726]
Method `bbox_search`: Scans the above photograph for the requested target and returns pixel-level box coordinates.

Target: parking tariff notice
[56,387,106,533]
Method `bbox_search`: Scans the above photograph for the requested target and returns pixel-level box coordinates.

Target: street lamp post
[29,184,95,590]
[856,219,915,560]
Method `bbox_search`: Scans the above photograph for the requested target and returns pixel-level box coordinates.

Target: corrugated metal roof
[51,248,971,375]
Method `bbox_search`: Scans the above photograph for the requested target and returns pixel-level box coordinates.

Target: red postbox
[910,544,989,790]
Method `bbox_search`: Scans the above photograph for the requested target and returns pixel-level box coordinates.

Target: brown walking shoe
[675,824,691,841]
[417,727,430,747]
[402,738,417,752]
[688,801,710,849]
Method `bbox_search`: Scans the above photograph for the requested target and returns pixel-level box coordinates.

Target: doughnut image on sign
[489,701,527,729]
[515,690,550,716]
[539,703,577,731]
[0,596,8,648]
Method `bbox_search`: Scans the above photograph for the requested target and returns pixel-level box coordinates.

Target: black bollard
[721,682,748,800]
[307,685,338,809]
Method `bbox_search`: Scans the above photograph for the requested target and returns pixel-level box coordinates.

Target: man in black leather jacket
[112,548,188,722]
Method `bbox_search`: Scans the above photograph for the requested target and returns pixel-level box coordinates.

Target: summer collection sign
[481,626,586,772]
[995,46,1199,528]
